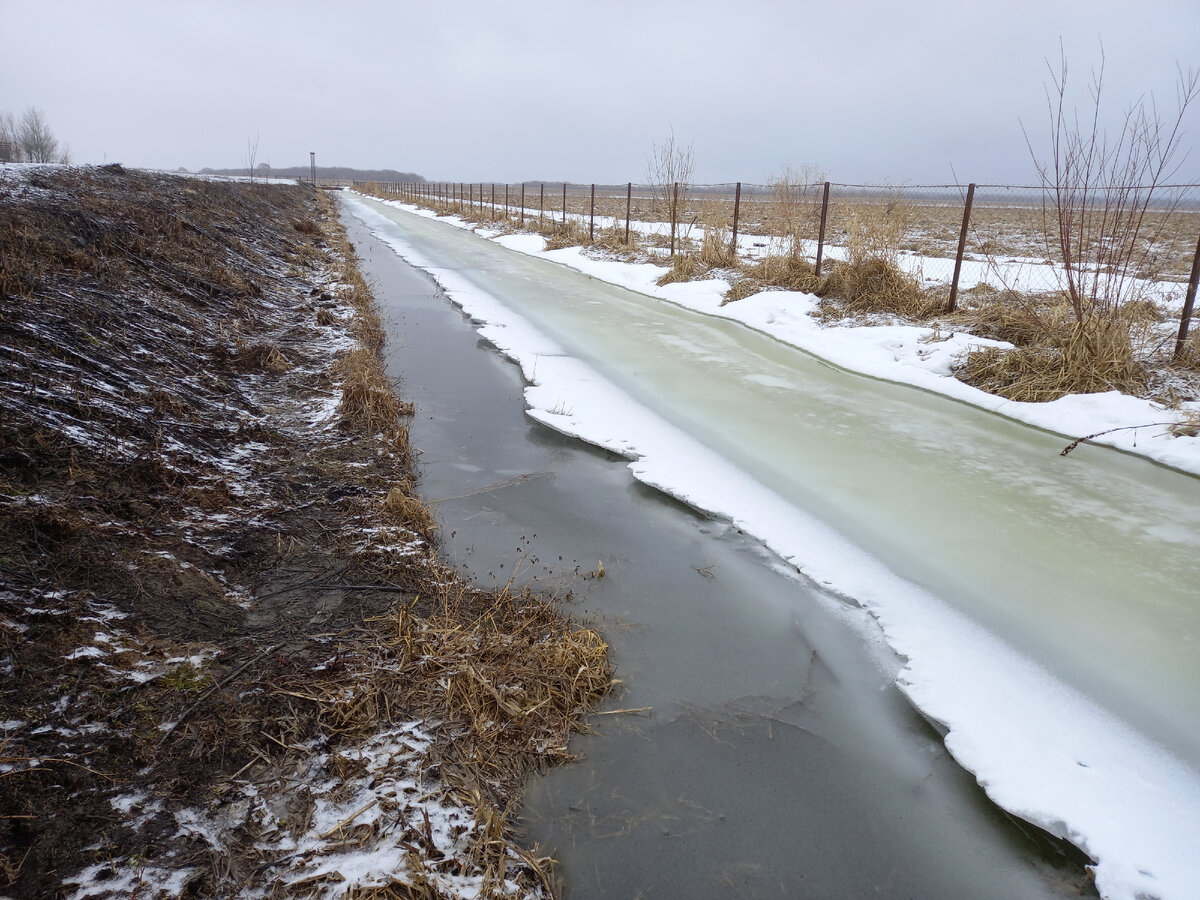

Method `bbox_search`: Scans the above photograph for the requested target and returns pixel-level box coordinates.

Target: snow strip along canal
[343,194,1200,900]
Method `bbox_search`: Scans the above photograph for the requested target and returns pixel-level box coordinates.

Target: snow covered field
[346,193,1200,900]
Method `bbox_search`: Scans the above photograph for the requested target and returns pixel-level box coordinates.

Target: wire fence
[352,178,1200,352]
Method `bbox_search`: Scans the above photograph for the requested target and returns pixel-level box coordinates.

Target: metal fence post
[590,184,596,241]
[562,182,567,225]
[948,183,976,313]
[1174,232,1200,358]
[504,184,509,220]
[539,183,544,224]
[625,182,632,244]
[521,184,526,226]
[671,181,679,257]
[814,182,831,278]
[491,183,496,221]
[731,182,742,257]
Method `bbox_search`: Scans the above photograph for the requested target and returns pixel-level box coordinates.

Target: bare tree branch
[1027,45,1200,321]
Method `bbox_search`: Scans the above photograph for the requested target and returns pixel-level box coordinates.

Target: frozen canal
[343,195,1200,898]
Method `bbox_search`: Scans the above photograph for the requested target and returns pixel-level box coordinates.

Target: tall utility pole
[310,152,316,186]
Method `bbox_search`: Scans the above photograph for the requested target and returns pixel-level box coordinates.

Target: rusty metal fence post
[671,181,679,257]
[1174,232,1200,358]
[731,182,742,257]
[590,184,596,241]
[625,182,632,244]
[947,183,976,313]
[814,182,831,278]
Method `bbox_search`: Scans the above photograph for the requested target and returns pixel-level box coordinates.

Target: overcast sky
[3,0,1198,186]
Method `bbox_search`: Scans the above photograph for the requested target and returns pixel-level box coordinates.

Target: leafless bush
[646,128,695,257]
[1028,45,1199,321]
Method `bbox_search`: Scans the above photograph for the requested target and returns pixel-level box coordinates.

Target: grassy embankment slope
[0,166,609,899]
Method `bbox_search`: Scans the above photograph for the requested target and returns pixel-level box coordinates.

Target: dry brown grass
[334,349,411,430]
[954,305,1151,402]
[656,253,710,286]
[696,198,736,268]
[591,215,639,253]
[537,216,590,251]
[235,340,292,373]
[804,190,948,318]
[383,480,438,541]
[819,256,940,318]
[722,254,822,303]
[301,581,611,897]
[764,167,824,259]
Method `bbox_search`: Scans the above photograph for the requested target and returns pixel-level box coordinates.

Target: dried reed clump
[721,254,822,304]
[1169,409,1200,437]
[348,589,612,780]
[234,340,292,373]
[698,223,735,268]
[819,256,938,318]
[335,348,412,430]
[722,277,766,303]
[292,217,322,237]
[306,586,612,896]
[589,213,640,254]
[539,217,589,251]
[955,313,1149,402]
[808,192,943,318]
[656,253,709,286]
[951,287,1068,345]
[383,481,437,540]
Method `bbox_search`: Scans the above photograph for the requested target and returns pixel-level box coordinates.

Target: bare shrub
[646,128,695,257]
[1028,46,1200,321]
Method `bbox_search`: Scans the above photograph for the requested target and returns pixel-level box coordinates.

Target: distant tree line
[194,164,426,183]
[0,107,70,164]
